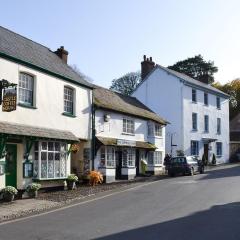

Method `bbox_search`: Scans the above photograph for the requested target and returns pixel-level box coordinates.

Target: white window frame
[216,142,222,156]
[217,118,221,134]
[216,96,221,109]
[192,113,198,131]
[122,118,135,135]
[192,89,197,103]
[204,115,209,132]
[33,141,68,180]
[18,72,34,106]
[122,148,135,167]
[191,141,199,156]
[155,124,163,137]
[99,146,115,168]
[204,92,208,106]
[64,86,75,115]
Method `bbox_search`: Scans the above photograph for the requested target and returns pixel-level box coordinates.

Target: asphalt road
[1,164,240,240]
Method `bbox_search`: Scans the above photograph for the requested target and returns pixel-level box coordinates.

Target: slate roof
[135,64,229,98]
[0,121,79,142]
[96,137,156,150]
[93,86,168,125]
[0,26,92,88]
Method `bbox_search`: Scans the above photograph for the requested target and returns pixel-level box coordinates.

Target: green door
[5,144,17,187]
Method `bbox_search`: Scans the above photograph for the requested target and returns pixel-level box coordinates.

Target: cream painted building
[93,86,168,183]
[0,26,92,190]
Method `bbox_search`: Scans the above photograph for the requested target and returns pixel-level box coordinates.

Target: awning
[202,137,217,143]
[0,121,79,142]
[96,137,156,150]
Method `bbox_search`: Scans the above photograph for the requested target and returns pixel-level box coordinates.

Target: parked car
[168,156,204,177]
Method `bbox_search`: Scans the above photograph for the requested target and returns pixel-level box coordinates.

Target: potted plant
[67,174,78,190]
[2,186,18,202]
[26,183,41,198]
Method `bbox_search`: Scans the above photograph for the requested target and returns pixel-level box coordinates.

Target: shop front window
[99,146,115,167]
[34,141,67,179]
[122,148,135,167]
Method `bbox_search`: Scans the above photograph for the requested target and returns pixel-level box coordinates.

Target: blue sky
[1,0,240,87]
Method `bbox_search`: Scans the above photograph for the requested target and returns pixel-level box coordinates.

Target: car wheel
[190,167,194,176]
[169,172,175,177]
[200,167,204,174]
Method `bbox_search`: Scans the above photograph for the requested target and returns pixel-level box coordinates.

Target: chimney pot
[55,46,68,63]
[141,55,155,80]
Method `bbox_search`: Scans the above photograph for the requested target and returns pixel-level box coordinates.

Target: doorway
[5,144,17,188]
[115,149,122,180]
[204,144,209,161]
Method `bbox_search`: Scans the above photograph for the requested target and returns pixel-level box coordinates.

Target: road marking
[0,179,162,226]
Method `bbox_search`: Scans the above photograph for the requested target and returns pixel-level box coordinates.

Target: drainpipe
[91,95,96,171]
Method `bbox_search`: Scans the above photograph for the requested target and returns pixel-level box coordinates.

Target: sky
[1,0,240,87]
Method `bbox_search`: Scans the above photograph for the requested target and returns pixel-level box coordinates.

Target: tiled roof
[93,86,168,125]
[0,26,92,88]
[0,121,79,142]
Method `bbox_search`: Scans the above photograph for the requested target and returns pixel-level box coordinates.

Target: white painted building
[132,56,229,164]
[0,26,92,190]
[93,86,168,182]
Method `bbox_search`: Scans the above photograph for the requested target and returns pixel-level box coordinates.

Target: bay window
[148,151,163,165]
[155,124,163,137]
[33,141,67,179]
[99,146,115,167]
[122,148,135,167]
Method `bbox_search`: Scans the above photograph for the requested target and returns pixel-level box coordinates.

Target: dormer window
[19,72,34,106]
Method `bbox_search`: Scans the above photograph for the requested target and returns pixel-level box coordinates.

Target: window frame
[216,142,222,156]
[122,118,135,135]
[122,148,135,167]
[154,124,163,137]
[217,118,221,134]
[192,113,198,131]
[204,92,208,106]
[64,86,75,115]
[216,96,221,109]
[99,146,115,168]
[204,115,209,132]
[18,72,34,106]
[191,141,199,156]
[33,141,68,180]
[192,88,197,103]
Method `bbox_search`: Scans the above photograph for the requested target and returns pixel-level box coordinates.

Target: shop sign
[2,88,17,112]
[117,139,136,147]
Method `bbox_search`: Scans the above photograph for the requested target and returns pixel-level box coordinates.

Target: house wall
[183,85,229,163]
[132,68,182,155]
[0,57,92,139]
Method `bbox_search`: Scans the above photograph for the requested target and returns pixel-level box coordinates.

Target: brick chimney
[141,55,156,80]
[55,46,68,63]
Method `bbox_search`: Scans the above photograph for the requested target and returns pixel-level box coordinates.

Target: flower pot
[67,181,76,190]
[28,190,38,198]
[3,192,15,202]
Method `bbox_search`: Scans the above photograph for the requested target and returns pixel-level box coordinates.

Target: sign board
[2,88,17,112]
[117,139,136,147]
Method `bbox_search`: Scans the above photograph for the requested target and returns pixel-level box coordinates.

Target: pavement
[0,163,240,240]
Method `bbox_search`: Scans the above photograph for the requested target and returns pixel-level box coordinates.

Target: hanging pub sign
[2,87,17,112]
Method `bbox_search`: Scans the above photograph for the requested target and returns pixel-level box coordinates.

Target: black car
[168,156,204,177]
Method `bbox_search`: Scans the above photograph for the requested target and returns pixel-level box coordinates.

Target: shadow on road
[199,165,240,181]
[95,202,240,240]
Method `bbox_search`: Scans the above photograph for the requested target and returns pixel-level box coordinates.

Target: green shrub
[212,153,216,165]
[2,186,18,195]
[202,154,208,166]
[67,174,78,182]
[26,183,41,192]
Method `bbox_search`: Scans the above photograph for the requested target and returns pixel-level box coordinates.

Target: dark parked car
[168,156,204,177]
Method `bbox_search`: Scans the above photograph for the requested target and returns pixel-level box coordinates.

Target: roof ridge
[0,25,52,51]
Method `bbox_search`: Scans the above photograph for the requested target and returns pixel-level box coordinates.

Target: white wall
[0,57,92,139]
[183,85,229,163]
[133,68,182,155]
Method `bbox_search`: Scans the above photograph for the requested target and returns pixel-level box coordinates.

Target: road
[1,164,240,240]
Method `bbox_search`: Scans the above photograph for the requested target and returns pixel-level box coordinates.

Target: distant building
[93,86,168,182]
[229,113,240,161]
[0,26,92,190]
[132,55,229,163]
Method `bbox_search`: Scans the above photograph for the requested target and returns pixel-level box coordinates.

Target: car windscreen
[171,157,186,164]
[186,156,198,163]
